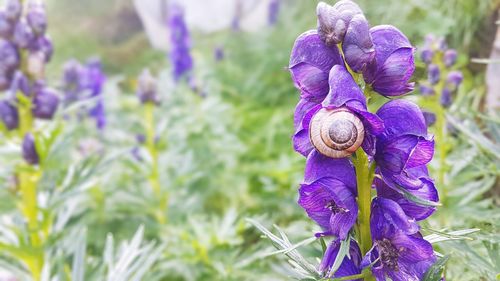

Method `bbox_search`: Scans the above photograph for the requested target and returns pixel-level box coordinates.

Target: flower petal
[342,14,375,72]
[303,150,356,192]
[371,47,415,96]
[376,99,428,138]
[370,197,419,240]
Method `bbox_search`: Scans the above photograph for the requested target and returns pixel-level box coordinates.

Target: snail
[309,107,364,158]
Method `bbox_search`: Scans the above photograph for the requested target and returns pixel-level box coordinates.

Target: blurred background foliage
[0,0,499,280]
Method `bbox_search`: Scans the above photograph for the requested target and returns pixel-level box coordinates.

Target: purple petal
[292,104,321,156]
[303,150,356,191]
[392,232,434,263]
[294,98,318,130]
[320,239,362,279]
[406,137,434,168]
[289,30,343,102]
[342,14,375,72]
[376,99,428,138]
[371,47,415,96]
[376,135,419,173]
[369,25,412,65]
[322,65,366,109]
[370,197,419,240]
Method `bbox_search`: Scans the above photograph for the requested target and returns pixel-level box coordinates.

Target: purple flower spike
[33,87,59,120]
[364,230,435,281]
[443,49,457,68]
[342,14,375,72]
[27,1,47,35]
[316,1,363,46]
[375,166,438,221]
[440,87,452,108]
[22,133,39,165]
[446,71,463,90]
[298,150,357,239]
[85,58,106,129]
[5,0,22,22]
[168,4,193,82]
[320,239,362,279]
[289,30,343,102]
[427,64,440,85]
[375,100,434,190]
[0,100,19,130]
[12,20,35,49]
[364,25,415,97]
[420,48,433,64]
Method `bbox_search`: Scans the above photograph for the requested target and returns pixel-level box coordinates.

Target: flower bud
[26,1,47,35]
[342,14,375,72]
[427,64,440,85]
[446,71,463,90]
[9,70,30,96]
[440,87,452,108]
[12,20,35,48]
[316,0,363,46]
[420,48,433,64]
[5,0,22,22]
[137,69,159,104]
[0,38,20,70]
[443,49,457,68]
[422,111,436,127]
[32,35,53,62]
[32,87,59,119]
[22,133,39,165]
[419,84,434,96]
[0,100,19,130]
[0,11,14,37]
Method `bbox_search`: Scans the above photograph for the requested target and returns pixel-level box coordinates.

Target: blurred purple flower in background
[214,46,224,61]
[268,0,280,26]
[32,86,59,119]
[0,100,19,130]
[22,133,39,165]
[85,58,106,129]
[168,4,193,82]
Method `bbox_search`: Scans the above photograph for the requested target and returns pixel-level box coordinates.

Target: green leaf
[327,237,351,278]
[393,184,441,207]
[423,255,450,281]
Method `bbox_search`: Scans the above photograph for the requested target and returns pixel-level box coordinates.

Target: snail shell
[309,107,364,158]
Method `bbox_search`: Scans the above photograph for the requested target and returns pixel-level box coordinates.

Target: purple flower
[0,100,19,130]
[316,0,363,46]
[12,20,35,49]
[422,111,436,127]
[0,11,14,38]
[375,100,434,190]
[268,0,280,25]
[427,64,440,85]
[0,38,20,71]
[293,65,383,157]
[320,239,362,279]
[22,133,39,165]
[446,71,463,90]
[214,46,224,61]
[443,49,457,68]
[85,58,106,129]
[298,150,357,239]
[26,1,47,35]
[32,87,59,119]
[419,84,434,96]
[363,25,415,97]
[168,4,193,82]
[9,70,30,96]
[366,198,435,281]
[375,166,438,221]
[365,231,435,281]
[137,69,159,104]
[32,35,53,62]
[420,48,433,64]
[315,1,374,72]
[5,0,22,22]
[62,59,86,103]
[440,87,452,108]
[289,30,343,103]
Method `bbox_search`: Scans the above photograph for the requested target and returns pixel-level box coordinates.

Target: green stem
[353,150,376,281]
[143,102,167,224]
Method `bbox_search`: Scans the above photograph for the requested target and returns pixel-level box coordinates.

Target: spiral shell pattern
[309,107,364,158]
